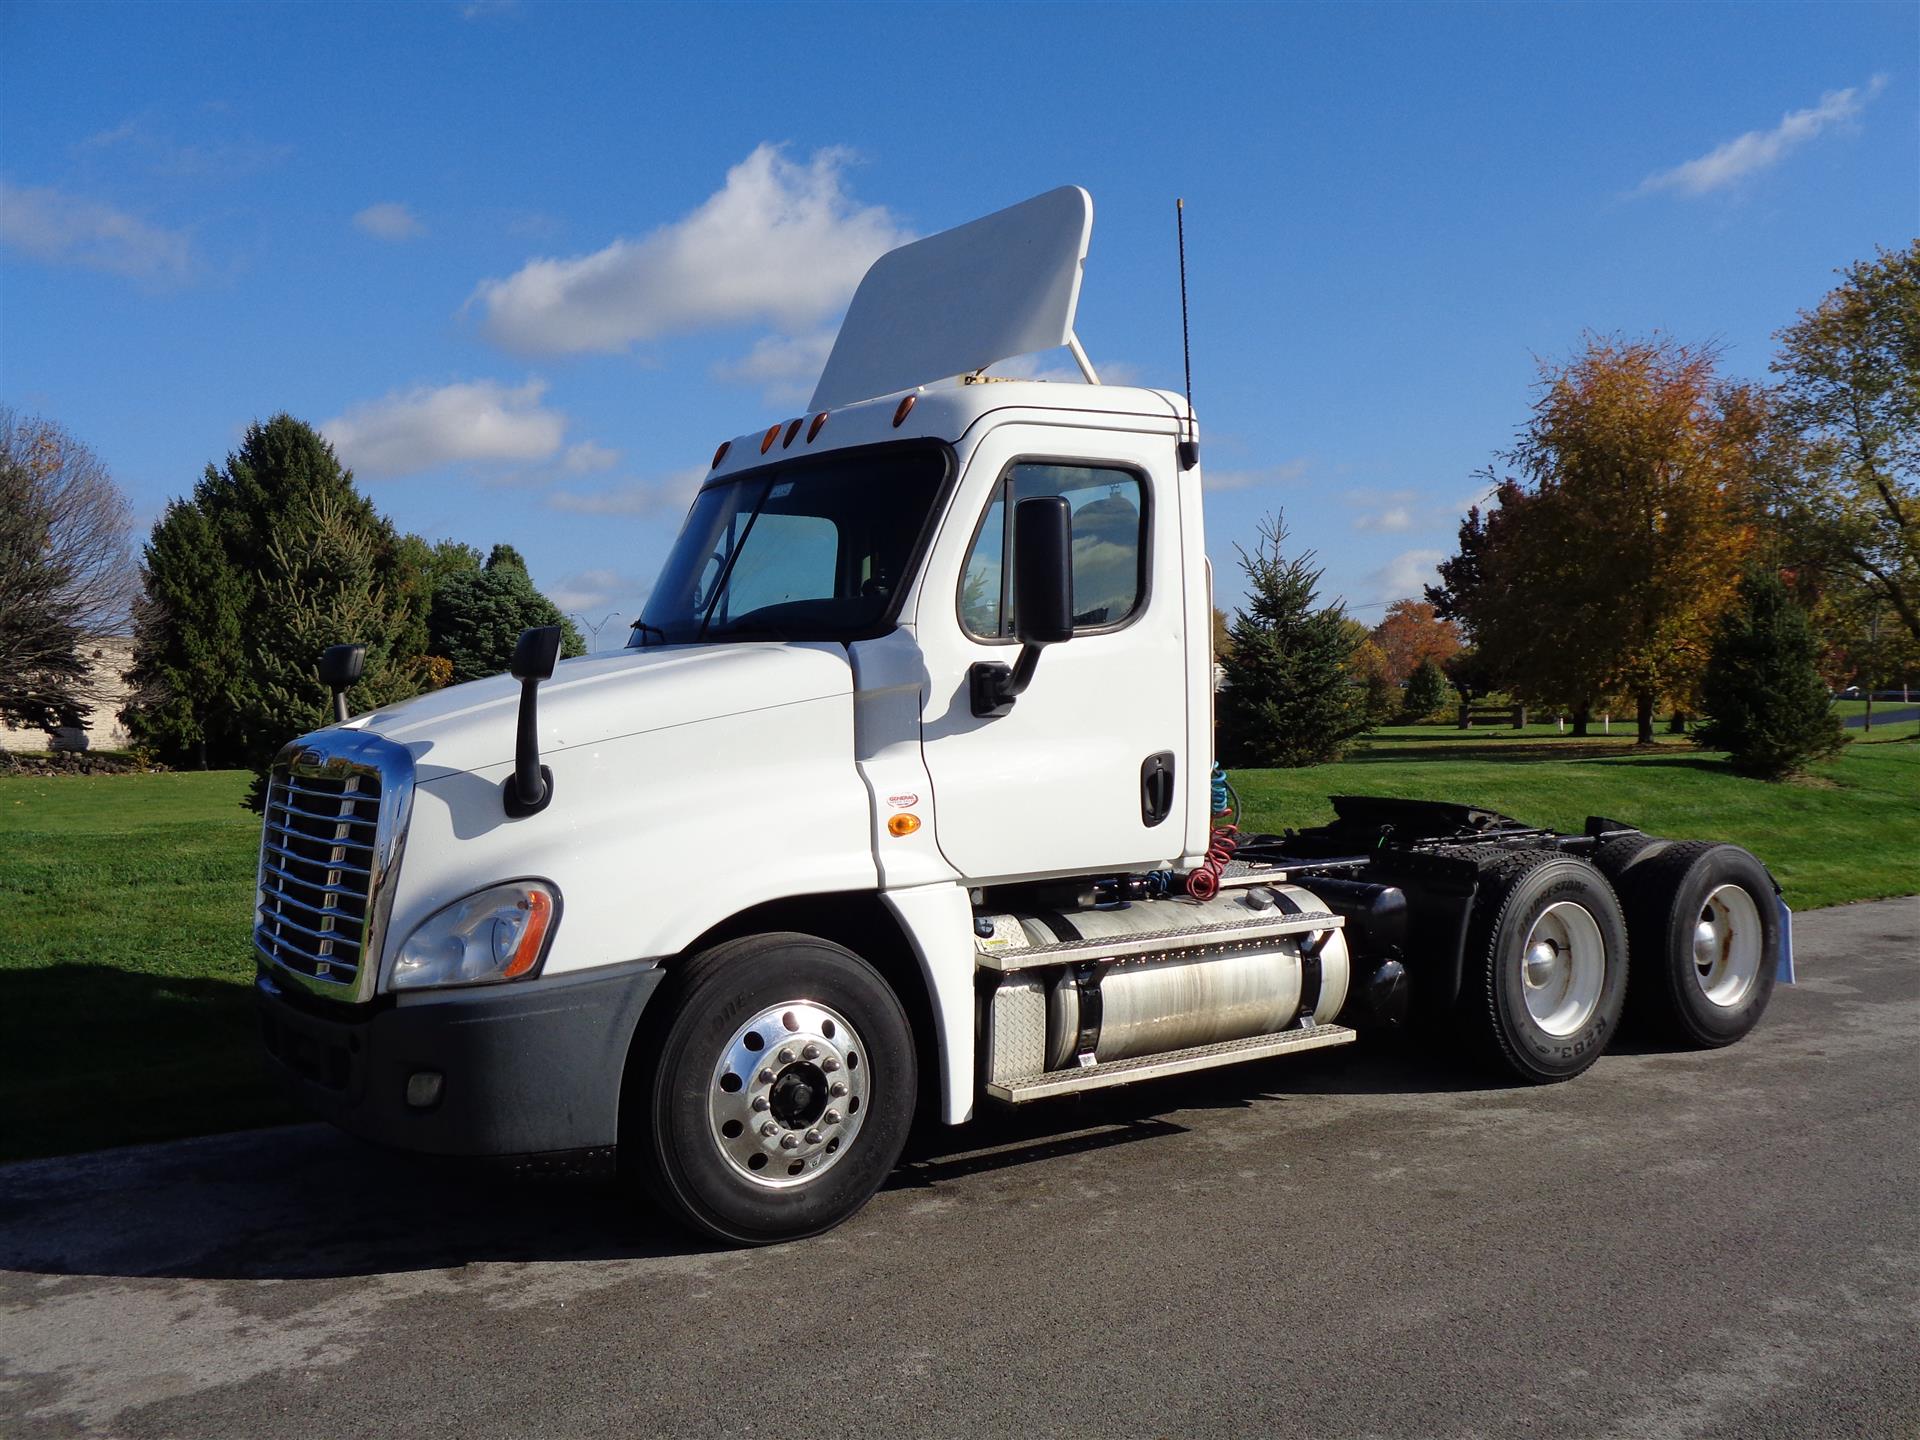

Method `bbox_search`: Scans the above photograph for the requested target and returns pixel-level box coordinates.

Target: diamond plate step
[985,1023,1357,1103]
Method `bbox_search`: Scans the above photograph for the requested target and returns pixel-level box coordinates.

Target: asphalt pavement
[1842,705,1920,728]
[2,897,1916,1440]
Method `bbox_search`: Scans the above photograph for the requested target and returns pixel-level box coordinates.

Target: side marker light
[893,394,916,428]
[761,424,781,454]
[712,440,731,469]
[887,813,921,837]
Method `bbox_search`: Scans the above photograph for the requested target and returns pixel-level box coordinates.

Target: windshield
[631,445,948,646]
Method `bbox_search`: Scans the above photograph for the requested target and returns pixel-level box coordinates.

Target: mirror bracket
[968,646,1043,718]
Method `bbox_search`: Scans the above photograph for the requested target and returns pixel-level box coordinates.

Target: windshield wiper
[629,620,668,647]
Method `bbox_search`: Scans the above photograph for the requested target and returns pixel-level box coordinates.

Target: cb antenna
[1176,198,1199,471]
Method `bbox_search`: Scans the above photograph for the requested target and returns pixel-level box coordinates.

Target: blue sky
[2,1,1913,639]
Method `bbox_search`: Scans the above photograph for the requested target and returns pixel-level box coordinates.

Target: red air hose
[1185,824,1240,901]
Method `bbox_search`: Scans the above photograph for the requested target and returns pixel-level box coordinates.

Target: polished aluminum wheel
[708,1000,869,1189]
[1520,901,1606,1037]
[1692,883,1764,1009]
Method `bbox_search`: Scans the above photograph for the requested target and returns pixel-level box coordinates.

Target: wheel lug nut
[779,1133,800,1150]
[821,1058,840,1073]
[761,1121,780,1137]
[805,1129,823,1144]
[830,1082,847,1097]
[802,1043,821,1060]
[778,1048,795,1064]
[751,1095,769,1112]
[824,1109,840,1125]
[758,1069,776,1085]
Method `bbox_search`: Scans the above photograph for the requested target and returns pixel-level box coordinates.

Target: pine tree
[1695,569,1847,779]
[1400,656,1450,721]
[123,500,249,766]
[126,415,430,769]
[1216,513,1370,767]
[427,543,586,685]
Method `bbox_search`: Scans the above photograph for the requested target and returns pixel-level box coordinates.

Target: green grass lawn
[2,726,1914,1164]
[0,770,297,1163]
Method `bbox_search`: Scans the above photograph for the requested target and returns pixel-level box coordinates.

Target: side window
[960,463,1147,638]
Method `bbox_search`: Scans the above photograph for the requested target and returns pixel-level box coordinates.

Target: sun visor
[808,185,1093,412]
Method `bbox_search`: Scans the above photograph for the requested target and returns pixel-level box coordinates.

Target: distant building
[0,637,135,754]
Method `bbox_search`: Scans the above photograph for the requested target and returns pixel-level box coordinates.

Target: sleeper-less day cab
[254,189,1791,1243]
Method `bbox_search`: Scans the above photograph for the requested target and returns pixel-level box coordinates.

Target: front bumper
[256,960,665,1158]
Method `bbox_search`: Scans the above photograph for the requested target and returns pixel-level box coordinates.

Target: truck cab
[254,188,1787,1243]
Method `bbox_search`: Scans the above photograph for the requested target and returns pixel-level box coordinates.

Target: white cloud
[354,201,425,241]
[322,378,567,478]
[78,117,291,180]
[712,331,836,407]
[470,144,912,354]
[1365,548,1447,604]
[1354,506,1414,534]
[0,180,191,283]
[1205,459,1310,493]
[561,440,619,473]
[549,569,646,617]
[1637,77,1886,197]
[547,467,704,517]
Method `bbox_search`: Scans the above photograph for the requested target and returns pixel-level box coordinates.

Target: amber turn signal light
[887,813,921,837]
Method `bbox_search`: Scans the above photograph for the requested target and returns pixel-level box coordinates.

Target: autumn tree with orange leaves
[1432,337,1760,744]
[1368,599,1460,685]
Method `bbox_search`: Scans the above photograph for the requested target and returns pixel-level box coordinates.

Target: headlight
[391,881,557,991]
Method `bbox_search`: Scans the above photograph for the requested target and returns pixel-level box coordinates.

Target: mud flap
[1777,898,1796,985]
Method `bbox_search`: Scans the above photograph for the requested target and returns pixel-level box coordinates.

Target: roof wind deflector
[808,185,1097,412]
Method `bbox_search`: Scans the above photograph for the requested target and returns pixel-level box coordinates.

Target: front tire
[631,932,916,1245]
[1461,851,1629,1083]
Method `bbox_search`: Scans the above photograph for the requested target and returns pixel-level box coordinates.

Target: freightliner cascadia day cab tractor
[255,188,1792,1244]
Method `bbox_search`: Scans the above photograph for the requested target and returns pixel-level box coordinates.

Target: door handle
[1141,751,1176,827]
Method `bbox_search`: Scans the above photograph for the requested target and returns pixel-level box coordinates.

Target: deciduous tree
[1432,338,1758,742]
[0,409,134,735]
[1767,242,1920,642]
[1369,598,1461,685]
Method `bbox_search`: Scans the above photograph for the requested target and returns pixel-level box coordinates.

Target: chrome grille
[254,730,414,1002]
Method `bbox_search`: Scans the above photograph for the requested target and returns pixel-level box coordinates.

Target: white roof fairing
[808,185,1095,412]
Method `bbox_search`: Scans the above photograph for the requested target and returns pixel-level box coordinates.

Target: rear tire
[629,932,915,1245]
[1612,842,1779,1048]
[1460,851,1629,1083]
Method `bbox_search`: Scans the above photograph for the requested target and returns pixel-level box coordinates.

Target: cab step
[985,1023,1357,1103]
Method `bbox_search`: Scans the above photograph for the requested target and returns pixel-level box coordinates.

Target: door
[917,421,1191,881]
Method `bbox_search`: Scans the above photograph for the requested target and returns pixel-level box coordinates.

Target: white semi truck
[254,188,1789,1243]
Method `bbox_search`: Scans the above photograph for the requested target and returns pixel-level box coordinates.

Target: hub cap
[709,1000,868,1189]
[1519,901,1606,1037]
[1691,883,1763,1009]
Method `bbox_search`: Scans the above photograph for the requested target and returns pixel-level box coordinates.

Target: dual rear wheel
[1462,840,1780,1084]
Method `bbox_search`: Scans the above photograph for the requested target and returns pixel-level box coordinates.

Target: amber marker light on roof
[760,424,781,454]
[711,441,731,469]
[807,412,828,442]
[783,418,803,448]
[893,394,916,428]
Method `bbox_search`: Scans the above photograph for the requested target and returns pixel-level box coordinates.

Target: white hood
[345,641,854,778]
